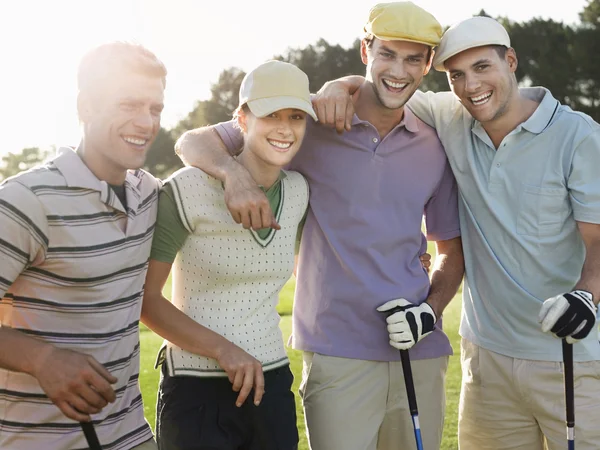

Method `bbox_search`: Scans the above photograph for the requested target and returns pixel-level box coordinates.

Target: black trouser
[156,365,298,450]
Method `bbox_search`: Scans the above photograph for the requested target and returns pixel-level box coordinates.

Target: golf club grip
[562,339,575,427]
[81,421,102,450]
[400,350,419,415]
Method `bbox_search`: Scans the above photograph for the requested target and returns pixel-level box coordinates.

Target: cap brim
[247,96,318,121]
[433,41,510,72]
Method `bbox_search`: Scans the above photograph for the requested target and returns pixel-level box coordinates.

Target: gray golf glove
[377,298,437,350]
[539,290,597,344]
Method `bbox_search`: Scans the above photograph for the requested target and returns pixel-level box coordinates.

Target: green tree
[580,0,600,27]
[0,147,51,181]
[144,128,182,179]
[203,67,246,125]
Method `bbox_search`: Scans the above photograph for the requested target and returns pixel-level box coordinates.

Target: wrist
[424,301,440,321]
[28,341,54,378]
[222,158,250,186]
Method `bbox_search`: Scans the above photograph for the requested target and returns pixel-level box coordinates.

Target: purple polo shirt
[215,108,460,361]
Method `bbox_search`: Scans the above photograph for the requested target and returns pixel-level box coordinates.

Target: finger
[334,99,346,134]
[57,401,91,422]
[325,100,335,128]
[77,385,108,410]
[253,365,265,406]
[572,319,595,341]
[240,211,252,230]
[67,395,100,416]
[342,98,353,133]
[376,299,404,312]
[389,339,412,351]
[231,369,244,393]
[387,322,410,334]
[249,208,263,231]
[236,368,254,407]
[270,217,281,230]
[553,313,579,337]
[86,360,117,403]
[316,101,328,126]
[231,210,243,225]
[347,91,360,131]
[87,358,118,384]
[259,207,273,230]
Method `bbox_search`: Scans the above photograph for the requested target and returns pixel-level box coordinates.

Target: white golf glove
[377,298,437,350]
[538,290,597,344]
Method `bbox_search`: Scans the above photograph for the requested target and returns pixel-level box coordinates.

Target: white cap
[432,16,511,71]
[239,60,317,121]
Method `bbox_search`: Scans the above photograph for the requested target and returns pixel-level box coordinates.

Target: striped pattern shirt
[0,148,159,450]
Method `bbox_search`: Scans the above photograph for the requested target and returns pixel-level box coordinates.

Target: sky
[1,0,590,157]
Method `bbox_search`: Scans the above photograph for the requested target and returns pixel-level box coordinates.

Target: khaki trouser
[299,352,448,450]
[459,338,600,450]
[132,439,158,450]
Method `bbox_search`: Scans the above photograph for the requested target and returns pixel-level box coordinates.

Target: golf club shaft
[562,339,575,450]
[400,350,424,450]
[81,421,102,450]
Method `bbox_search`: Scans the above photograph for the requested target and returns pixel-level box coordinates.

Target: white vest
[163,167,308,377]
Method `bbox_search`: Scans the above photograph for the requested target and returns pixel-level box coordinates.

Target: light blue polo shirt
[408,87,600,362]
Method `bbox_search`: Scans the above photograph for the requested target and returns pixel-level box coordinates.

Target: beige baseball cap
[432,16,511,71]
[239,60,317,121]
[363,2,443,47]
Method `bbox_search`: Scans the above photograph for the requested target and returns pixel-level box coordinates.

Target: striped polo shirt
[0,147,159,449]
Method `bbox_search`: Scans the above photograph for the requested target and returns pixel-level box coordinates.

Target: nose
[276,119,293,136]
[464,72,482,94]
[388,60,408,79]
[133,108,154,132]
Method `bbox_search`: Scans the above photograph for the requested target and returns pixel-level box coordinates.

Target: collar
[52,147,144,194]
[350,106,419,133]
[519,87,560,134]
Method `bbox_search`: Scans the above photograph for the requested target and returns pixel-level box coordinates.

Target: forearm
[175,127,243,183]
[426,237,464,318]
[0,327,53,376]
[141,291,232,361]
[327,75,364,94]
[574,239,600,304]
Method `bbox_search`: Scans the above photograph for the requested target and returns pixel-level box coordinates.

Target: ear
[360,39,369,65]
[77,92,93,124]
[236,108,248,133]
[423,49,434,76]
[506,47,518,73]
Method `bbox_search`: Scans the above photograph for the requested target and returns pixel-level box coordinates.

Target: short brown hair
[77,41,167,97]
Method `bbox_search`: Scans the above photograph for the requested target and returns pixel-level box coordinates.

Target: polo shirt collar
[351,106,419,133]
[53,146,144,212]
[519,87,560,134]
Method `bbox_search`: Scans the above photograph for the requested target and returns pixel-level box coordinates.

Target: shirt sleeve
[149,183,190,263]
[424,160,461,241]
[569,129,600,224]
[214,120,244,155]
[0,182,49,297]
[407,90,462,132]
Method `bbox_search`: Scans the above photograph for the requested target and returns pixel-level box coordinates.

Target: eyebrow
[378,45,426,59]
[471,58,493,68]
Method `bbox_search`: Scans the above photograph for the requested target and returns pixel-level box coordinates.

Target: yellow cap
[364,2,442,47]
[239,60,317,121]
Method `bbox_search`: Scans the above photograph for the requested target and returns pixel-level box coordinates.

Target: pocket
[460,339,481,386]
[516,184,569,237]
[298,352,317,400]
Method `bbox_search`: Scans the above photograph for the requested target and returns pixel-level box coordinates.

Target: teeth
[471,92,492,105]
[268,140,292,149]
[384,79,408,89]
[123,137,147,146]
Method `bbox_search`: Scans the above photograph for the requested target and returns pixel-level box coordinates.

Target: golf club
[400,349,424,450]
[381,304,424,450]
[81,421,102,450]
[562,339,575,450]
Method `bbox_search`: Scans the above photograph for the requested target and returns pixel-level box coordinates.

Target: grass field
[139,274,463,450]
